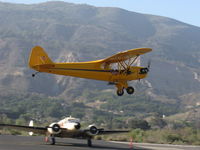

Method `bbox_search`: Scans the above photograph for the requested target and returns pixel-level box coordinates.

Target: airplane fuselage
[29,46,151,96]
[33,62,148,82]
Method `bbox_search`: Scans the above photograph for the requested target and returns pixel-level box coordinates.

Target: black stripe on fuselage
[50,67,114,73]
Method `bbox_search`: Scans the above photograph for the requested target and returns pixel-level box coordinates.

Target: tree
[127,118,151,130]
[150,115,167,129]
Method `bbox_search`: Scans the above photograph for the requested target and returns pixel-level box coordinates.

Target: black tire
[87,138,92,147]
[126,87,134,94]
[117,89,124,96]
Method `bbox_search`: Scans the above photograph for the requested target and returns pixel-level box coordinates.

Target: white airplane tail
[29,120,34,136]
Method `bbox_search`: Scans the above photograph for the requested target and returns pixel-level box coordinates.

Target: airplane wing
[0,123,129,137]
[101,48,152,64]
[97,129,130,135]
[0,124,47,135]
[83,127,129,136]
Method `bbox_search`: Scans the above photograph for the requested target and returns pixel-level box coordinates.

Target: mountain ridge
[0,1,200,113]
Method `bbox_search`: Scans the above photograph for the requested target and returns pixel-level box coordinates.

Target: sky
[1,0,200,27]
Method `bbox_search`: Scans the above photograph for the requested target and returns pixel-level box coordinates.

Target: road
[112,141,200,150]
[0,135,200,150]
[0,135,145,150]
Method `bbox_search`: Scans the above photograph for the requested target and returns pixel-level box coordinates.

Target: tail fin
[28,46,53,69]
[29,120,34,136]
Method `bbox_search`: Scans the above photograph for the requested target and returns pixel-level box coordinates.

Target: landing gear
[117,89,124,96]
[32,71,39,77]
[115,82,135,96]
[87,138,92,147]
[126,86,134,94]
[50,136,56,145]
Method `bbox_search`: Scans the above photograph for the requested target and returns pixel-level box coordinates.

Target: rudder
[28,46,53,69]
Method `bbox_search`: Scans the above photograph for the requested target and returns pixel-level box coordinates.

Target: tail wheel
[126,87,134,94]
[117,89,124,96]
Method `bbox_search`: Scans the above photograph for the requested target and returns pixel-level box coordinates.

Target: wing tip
[127,47,152,52]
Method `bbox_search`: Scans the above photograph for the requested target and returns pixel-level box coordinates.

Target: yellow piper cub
[29,46,152,96]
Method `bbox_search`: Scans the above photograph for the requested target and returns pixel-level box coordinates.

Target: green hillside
[0,2,200,138]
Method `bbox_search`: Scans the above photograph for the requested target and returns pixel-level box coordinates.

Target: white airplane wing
[83,126,129,136]
[0,124,47,135]
[0,123,129,138]
[97,130,130,135]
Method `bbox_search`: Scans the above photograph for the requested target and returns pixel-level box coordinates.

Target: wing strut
[115,55,140,75]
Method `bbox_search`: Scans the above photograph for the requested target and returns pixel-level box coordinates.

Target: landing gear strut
[50,136,56,145]
[126,86,134,94]
[87,138,92,147]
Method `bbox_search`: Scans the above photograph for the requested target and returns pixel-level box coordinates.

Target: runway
[0,135,145,150]
[112,141,200,150]
[1,135,200,150]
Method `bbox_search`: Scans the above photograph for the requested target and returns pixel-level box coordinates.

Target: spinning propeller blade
[147,60,151,70]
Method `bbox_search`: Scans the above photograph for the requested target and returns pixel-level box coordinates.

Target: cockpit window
[68,118,80,123]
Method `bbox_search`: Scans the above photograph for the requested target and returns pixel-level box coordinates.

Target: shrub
[130,129,144,142]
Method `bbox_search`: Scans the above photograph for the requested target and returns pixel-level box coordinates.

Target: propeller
[46,123,62,134]
[139,60,151,74]
[147,60,151,71]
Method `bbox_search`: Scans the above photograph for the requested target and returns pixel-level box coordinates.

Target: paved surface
[1,135,200,150]
[112,141,200,150]
[0,135,145,150]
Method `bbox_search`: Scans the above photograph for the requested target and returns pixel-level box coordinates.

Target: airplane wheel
[87,138,92,147]
[117,89,124,96]
[126,87,134,94]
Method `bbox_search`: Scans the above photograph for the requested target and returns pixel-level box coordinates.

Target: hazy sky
[1,0,200,27]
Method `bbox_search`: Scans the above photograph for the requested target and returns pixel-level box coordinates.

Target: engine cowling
[140,68,149,74]
[88,125,99,135]
[74,122,81,130]
[47,123,61,134]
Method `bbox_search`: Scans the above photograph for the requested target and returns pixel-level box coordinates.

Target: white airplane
[0,116,129,147]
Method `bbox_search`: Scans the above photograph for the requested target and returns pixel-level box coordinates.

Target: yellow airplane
[0,116,129,147]
[29,46,152,96]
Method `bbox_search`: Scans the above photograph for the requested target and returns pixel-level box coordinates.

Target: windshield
[67,118,80,123]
